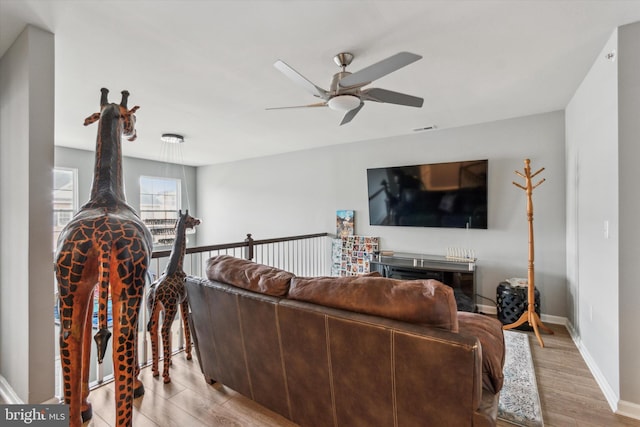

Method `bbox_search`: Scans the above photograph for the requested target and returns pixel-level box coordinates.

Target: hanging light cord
[159,140,191,212]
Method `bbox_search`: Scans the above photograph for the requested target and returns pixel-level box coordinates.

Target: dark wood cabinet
[370,253,476,312]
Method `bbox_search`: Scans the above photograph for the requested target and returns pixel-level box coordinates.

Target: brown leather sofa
[185,255,505,427]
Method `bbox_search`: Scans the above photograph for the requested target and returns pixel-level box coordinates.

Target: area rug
[498,330,544,427]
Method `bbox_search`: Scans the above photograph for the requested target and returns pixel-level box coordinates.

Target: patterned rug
[498,330,544,427]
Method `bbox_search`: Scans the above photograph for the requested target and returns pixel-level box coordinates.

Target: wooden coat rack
[503,159,554,347]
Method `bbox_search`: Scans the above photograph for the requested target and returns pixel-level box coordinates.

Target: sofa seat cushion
[206,255,294,297]
[457,312,505,394]
[289,276,459,332]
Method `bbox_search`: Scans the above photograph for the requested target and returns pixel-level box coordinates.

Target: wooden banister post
[244,233,254,260]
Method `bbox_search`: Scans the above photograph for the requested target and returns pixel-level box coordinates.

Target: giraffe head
[178,209,201,230]
[84,88,140,141]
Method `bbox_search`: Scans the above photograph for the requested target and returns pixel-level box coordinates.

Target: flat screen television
[367,159,488,229]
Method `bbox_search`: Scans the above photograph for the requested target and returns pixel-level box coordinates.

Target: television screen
[367,159,488,229]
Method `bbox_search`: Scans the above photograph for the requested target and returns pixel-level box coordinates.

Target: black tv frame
[367,159,488,229]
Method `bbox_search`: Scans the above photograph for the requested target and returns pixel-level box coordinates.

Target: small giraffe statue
[147,210,200,383]
[55,88,152,427]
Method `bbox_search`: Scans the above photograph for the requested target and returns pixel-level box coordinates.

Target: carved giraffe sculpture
[147,210,200,383]
[55,88,152,427]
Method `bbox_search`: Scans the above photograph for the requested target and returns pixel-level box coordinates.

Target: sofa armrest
[458,312,506,394]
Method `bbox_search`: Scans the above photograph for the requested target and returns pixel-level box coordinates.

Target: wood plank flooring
[497,323,639,427]
[83,323,640,427]
[498,323,640,427]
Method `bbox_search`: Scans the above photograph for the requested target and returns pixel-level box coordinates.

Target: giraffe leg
[148,300,161,378]
[180,300,192,360]
[80,291,95,423]
[133,322,145,399]
[161,305,178,383]
[111,291,141,427]
[58,283,93,427]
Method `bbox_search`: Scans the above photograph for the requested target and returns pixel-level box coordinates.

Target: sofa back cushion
[289,276,458,332]
[206,255,294,297]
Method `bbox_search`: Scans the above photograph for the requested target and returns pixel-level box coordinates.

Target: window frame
[139,175,182,249]
[53,167,78,249]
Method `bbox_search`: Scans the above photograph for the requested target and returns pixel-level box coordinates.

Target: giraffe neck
[165,219,187,276]
[89,105,126,205]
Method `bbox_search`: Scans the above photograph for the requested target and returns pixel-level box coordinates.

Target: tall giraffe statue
[55,88,152,427]
[147,210,200,383]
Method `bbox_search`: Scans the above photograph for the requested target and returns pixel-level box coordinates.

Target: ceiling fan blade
[340,102,364,126]
[274,60,330,100]
[362,88,424,108]
[338,52,422,89]
[266,102,327,110]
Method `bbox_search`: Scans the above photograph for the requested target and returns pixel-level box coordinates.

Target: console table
[370,253,476,312]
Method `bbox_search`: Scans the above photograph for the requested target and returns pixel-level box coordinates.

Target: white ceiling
[2,1,640,166]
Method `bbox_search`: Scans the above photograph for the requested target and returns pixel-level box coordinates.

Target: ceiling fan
[268,52,424,125]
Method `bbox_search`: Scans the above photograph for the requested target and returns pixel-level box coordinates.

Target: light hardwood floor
[498,323,639,427]
[83,323,640,427]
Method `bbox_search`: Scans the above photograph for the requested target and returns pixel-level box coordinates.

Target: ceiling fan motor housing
[331,71,358,94]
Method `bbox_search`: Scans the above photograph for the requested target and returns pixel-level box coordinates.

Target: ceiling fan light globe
[161,133,184,144]
[327,95,360,112]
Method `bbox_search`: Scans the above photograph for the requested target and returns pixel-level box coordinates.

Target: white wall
[618,21,640,411]
[566,21,640,415]
[198,111,567,317]
[565,29,620,400]
[0,25,55,403]
[55,147,199,248]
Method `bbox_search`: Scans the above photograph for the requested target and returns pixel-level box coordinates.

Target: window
[139,176,181,248]
[53,168,79,398]
[53,168,78,249]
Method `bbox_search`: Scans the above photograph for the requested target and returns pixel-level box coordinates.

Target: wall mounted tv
[367,159,488,229]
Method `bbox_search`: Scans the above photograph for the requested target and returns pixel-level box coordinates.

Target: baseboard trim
[540,313,567,325]
[0,375,23,404]
[565,322,620,414]
[476,304,567,326]
[617,400,640,420]
[477,303,497,315]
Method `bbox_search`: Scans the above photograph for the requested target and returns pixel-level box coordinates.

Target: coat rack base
[503,308,554,347]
